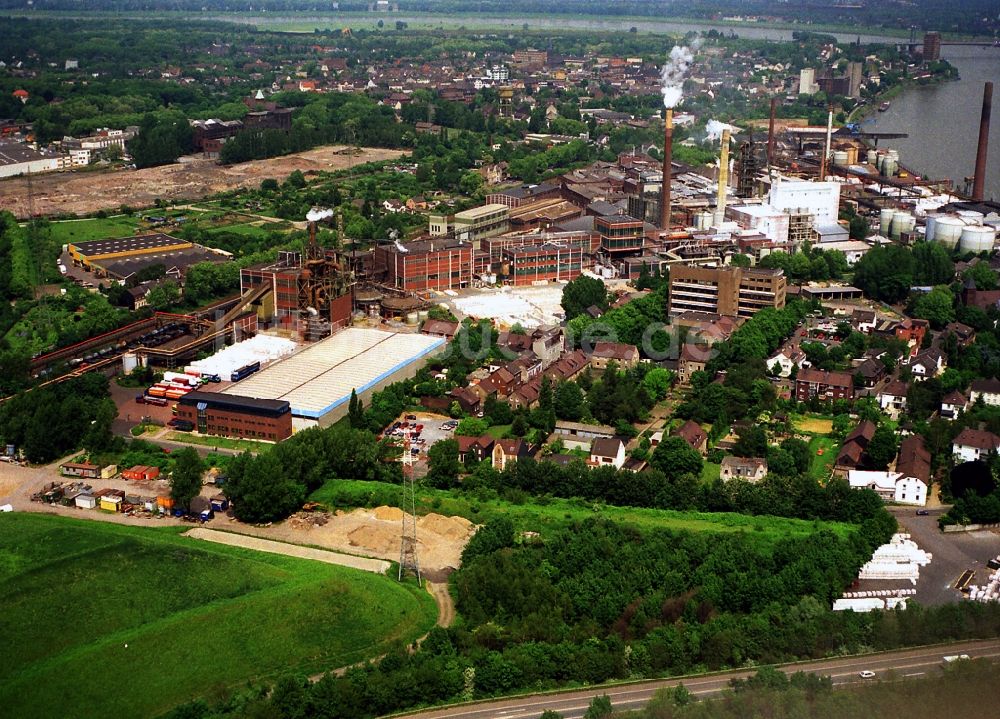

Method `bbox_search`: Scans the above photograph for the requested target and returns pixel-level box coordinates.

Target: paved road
[395,639,1000,719]
[184,527,391,573]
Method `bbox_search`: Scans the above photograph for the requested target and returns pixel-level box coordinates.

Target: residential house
[675,420,707,455]
[545,350,589,382]
[457,435,494,463]
[421,319,459,340]
[969,378,1000,406]
[940,390,968,419]
[553,420,617,450]
[589,437,626,469]
[893,434,931,506]
[767,345,806,378]
[720,456,768,483]
[589,341,640,370]
[944,321,976,348]
[908,348,946,381]
[854,356,886,388]
[509,381,541,410]
[448,386,482,414]
[952,427,1000,463]
[851,308,877,334]
[795,367,854,402]
[847,469,927,506]
[894,318,929,355]
[492,438,529,471]
[877,380,909,419]
[834,420,876,475]
[678,343,708,384]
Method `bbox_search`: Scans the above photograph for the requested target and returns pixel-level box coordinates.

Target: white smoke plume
[705,119,739,142]
[660,41,699,109]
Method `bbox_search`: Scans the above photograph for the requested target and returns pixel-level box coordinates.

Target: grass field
[164,431,271,452]
[310,479,855,541]
[0,514,436,719]
[794,415,834,434]
[45,215,140,245]
[700,461,722,483]
[808,435,838,480]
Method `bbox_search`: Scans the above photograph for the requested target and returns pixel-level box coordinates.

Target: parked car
[916,509,930,516]
[405,414,417,420]
[858,670,876,679]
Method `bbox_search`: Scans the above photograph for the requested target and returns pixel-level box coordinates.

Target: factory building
[68,233,231,283]
[502,242,583,285]
[767,180,841,227]
[597,214,645,255]
[374,237,474,292]
[668,265,787,318]
[428,204,510,245]
[176,390,293,441]
[0,140,60,179]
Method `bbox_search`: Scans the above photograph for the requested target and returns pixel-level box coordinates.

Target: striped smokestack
[973,81,993,201]
[767,97,777,170]
[661,108,673,230]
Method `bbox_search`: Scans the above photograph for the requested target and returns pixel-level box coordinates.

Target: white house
[908,349,945,381]
[952,427,1000,464]
[969,378,1000,406]
[877,380,908,420]
[720,456,768,483]
[848,470,927,506]
[589,437,626,469]
[940,391,968,419]
[767,346,806,378]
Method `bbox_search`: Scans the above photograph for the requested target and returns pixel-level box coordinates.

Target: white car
[858,670,876,679]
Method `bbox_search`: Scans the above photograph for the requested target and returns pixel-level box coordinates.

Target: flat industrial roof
[223,328,445,420]
[70,233,188,258]
[97,246,227,280]
[179,390,290,417]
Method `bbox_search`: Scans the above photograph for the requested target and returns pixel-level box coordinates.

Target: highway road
[396,639,1000,719]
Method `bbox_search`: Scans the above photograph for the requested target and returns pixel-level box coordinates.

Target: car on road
[405,414,417,420]
[858,670,876,679]
[916,509,930,515]
[942,654,970,663]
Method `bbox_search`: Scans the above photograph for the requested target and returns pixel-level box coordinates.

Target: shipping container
[230,361,261,382]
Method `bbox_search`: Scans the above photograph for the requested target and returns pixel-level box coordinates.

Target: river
[867,46,1000,202]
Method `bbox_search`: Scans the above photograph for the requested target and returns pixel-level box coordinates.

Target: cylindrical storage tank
[925,214,939,242]
[896,214,916,238]
[867,149,878,164]
[418,310,429,321]
[887,149,900,162]
[122,352,138,375]
[833,150,849,166]
[957,210,984,223]
[405,311,419,325]
[883,158,898,177]
[934,216,965,250]
[694,211,712,230]
[879,208,894,235]
[891,211,911,239]
[876,155,885,172]
[846,146,859,164]
[959,225,997,254]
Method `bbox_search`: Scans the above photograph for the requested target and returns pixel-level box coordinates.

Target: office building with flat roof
[668,265,786,318]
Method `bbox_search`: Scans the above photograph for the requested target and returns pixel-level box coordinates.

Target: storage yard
[0,144,406,219]
[446,283,568,328]
[223,327,445,428]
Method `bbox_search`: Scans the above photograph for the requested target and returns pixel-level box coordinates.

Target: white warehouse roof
[224,328,444,420]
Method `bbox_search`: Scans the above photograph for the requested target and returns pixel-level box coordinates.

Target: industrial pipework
[972,81,993,202]
[661,108,673,230]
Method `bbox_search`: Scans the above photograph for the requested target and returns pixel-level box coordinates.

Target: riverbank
[848,67,959,125]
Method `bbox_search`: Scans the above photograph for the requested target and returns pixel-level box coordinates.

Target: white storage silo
[867,149,878,165]
[833,150,849,166]
[959,225,997,254]
[879,208,895,236]
[891,211,912,239]
[925,214,940,242]
[933,216,965,250]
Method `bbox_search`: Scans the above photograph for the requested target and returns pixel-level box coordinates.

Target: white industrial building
[0,140,60,179]
[727,205,791,244]
[768,180,841,227]
[223,328,445,429]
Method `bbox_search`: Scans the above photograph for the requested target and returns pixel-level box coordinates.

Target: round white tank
[891,211,912,239]
[883,158,898,177]
[925,214,940,242]
[957,210,984,222]
[880,208,894,235]
[406,311,420,325]
[122,352,139,375]
[418,310,429,321]
[897,215,916,237]
[833,150,849,166]
[934,216,965,249]
[959,225,997,254]
[867,149,878,165]
[887,149,900,162]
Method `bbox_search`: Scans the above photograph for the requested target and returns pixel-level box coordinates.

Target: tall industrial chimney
[972,81,993,201]
[767,97,777,172]
[714,129,731,227]
[820,105,833,180]
[661,108,673,230]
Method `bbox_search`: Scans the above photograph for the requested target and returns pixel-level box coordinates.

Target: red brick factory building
[176,391,293,441]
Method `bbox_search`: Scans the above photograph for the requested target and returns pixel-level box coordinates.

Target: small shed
[190,496,214,522]
[210,495,229,512]
[101,464,118,479]
[75,494,97,510]
[156,495,174,511]
[99,495,123,512]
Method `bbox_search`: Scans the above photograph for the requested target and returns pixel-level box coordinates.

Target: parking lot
[383,411,454,474]
[892,506,1000,606]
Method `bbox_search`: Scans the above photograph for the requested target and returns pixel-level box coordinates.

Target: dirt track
[0,145,407,219]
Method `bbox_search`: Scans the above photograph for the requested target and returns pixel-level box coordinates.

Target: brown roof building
[675,420,708,455]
